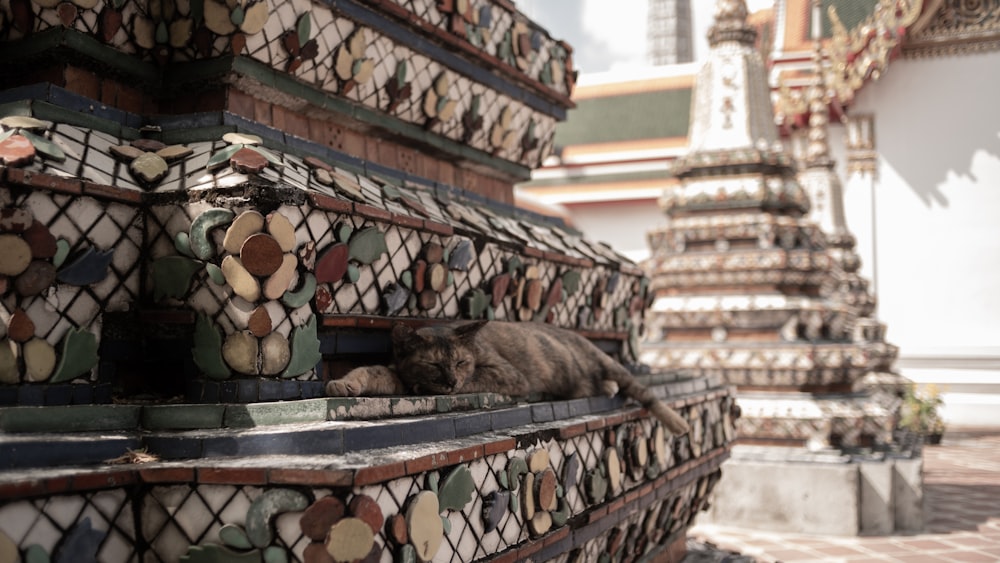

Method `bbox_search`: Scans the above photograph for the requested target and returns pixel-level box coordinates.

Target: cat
[325,321,690,435]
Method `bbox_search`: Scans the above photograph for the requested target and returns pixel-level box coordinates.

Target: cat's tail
[603,363,690,436]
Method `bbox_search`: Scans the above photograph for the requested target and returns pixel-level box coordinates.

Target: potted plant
[899,383,946,444]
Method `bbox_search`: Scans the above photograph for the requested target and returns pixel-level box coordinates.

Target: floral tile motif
[1,114,646,399]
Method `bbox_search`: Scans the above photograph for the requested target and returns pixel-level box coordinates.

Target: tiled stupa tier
[641,0,897,450]
[0,0,575,180]
[0,375,736,562]
[0,106,647,405]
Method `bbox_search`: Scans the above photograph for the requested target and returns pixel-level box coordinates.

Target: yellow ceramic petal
[24,338,56,382]
[500,106,513,128]
[433,73,449,97]
[222,132,263,146]
[263,254,297,300]
[354,59,375,84]
[240,0,269,35]
[437,99,457,122]
[348,28,366,57]
[223,210,265,254]
[203,0,237,35]
[169,18,193,48]
[335,46,354,81]
[133,17,157,50]
[221,255,261,302]
[266,212,296,252]
[422,91,438,118]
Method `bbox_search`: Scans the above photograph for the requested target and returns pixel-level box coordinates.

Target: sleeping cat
[325,321,689,435]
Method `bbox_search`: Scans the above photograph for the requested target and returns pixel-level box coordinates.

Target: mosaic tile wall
[0,380,735,562]
[0,0,573,170]
[0,113,647,404]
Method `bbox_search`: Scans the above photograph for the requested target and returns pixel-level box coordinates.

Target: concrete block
[893,457,925,532]
[702,459,860,535]
[859,460,894,535]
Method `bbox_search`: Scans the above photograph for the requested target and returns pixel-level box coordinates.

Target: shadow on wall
[872,55,1000,209]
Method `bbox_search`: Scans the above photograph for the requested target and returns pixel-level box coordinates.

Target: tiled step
[0,373,724,470]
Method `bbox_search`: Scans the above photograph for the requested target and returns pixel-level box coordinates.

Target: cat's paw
[326,376,364,396]
[601,380,620,397]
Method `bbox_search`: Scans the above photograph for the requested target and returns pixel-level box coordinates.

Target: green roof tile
[554,87,691,147]
[821,0,880,37]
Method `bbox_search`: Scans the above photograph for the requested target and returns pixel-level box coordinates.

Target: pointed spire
[708,0,756,46]
[666,0,806,215]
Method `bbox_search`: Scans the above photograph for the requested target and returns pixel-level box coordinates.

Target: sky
[515,0,773,73]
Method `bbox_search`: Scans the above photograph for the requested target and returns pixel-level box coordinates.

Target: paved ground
[689,428,1000,562]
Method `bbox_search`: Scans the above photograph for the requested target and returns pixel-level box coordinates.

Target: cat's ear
[453,320,487,342]
[391,323,419,352]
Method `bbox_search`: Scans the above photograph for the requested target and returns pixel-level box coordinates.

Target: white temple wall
[837,50,1000,427]
[568,199,666,262]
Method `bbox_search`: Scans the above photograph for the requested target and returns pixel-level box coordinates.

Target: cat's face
[392,322,485,394]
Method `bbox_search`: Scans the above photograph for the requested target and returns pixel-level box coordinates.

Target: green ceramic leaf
[23,545,50,563]
[230,4,245,26]
[438,465,476,512]
[346,264,360,283]
[206,143,243,170]
[395,61,407,84]
[470,94,481,116]
[281,314,321,378]
[400,270,413,290]
[192,313,231,380]
[440,516,451,535]
[398,545,417,563]
[206,263,226,285]
[262,546,289,563]
[188,207,235,260]
[561,270,581,294]
[381,182,402,201]
[506,256,522,276]
[335,222,353,243]
[246,489,310,548]
[348,226,387,265]
[506,457,527,492]
[0,128,14,143]
[152,255,202,301]
[281,272,316,309]
[20,130,65,161]
[296,12,311,45]
[174,231,194,257]
[155,20,169,44]
[218,524,252,550]
[53,239,70,268]
[539,61,553,85]
[49,327,99,383]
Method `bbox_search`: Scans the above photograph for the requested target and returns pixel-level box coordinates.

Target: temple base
[699,443,924,535]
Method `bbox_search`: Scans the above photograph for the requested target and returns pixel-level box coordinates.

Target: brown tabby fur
[326,321,689,435]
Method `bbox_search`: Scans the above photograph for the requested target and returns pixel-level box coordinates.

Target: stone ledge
[0,374,721,470]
